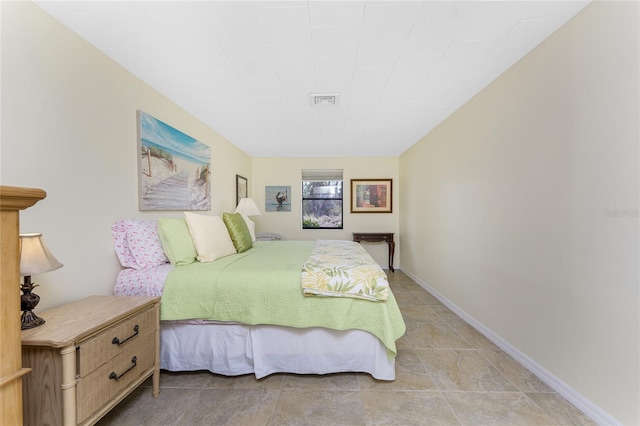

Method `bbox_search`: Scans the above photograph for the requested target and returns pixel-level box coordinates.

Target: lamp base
[21,310,45,330]
[20,278,45,329]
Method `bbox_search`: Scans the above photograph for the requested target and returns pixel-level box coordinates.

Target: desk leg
[388,241,395,272]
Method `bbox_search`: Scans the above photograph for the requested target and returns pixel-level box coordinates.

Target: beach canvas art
[137,111,211,210]
[265,186,291,212]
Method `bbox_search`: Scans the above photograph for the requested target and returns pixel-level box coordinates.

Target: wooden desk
[352,232,395,272]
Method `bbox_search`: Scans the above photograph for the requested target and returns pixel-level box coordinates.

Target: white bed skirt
[160,322,396,381]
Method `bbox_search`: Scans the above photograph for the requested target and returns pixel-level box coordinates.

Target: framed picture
[265,186,291,212]
[137,110,211,211]
[236,175,248,206]
[350,179,392,213]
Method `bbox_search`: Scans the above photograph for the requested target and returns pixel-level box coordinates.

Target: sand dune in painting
[139,151,209,211]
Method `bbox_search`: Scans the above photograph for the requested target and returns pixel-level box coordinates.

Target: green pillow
[222,212,253,253]
[157,218,197,266]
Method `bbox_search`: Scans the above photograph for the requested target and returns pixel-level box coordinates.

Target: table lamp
[19,233,63,330]
[234,197,261,217]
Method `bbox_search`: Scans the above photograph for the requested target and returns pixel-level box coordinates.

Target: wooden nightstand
[21,296,160,426]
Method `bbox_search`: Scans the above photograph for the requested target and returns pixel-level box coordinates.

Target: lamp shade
[20,233,63,277]
[235,198,261,216]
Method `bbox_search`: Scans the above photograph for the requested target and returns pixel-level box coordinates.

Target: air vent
[309,93,340,107]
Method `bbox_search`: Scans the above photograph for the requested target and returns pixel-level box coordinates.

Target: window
[302,169,343,229]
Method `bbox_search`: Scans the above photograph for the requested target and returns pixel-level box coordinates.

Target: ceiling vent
[309,93,340,107]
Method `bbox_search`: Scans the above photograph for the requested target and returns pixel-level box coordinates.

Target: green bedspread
[160,240,406,357]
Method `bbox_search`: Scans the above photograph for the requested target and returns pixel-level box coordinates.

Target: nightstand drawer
[78,305,157,377]
[76,332,156,423]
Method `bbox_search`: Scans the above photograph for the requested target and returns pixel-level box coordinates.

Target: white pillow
[239,213,256,242]
[184,212,237,262]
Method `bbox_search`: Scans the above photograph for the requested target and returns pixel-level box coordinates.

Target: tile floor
[98,271,595,425]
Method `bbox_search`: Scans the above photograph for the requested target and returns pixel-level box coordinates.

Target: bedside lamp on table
[235,197,261,238]
[19,233,63,330]
[235,197,261,217]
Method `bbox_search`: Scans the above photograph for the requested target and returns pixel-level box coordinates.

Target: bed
[111,217,406,380]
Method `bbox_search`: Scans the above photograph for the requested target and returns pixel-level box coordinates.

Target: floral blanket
[301,240,390,302]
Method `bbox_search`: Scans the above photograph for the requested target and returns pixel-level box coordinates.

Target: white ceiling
[34,1,591,158]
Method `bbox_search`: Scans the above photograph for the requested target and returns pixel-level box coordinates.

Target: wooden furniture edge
[1,185,46,426]
[21,296,161,349]
[0,186,47,210]
[0,368,32,387]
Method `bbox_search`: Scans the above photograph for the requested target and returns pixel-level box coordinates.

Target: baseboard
[401,268,621,426]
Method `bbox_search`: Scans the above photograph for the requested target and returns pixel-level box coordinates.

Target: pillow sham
[111,219,168,269]
[157,218,197,266]
[184,212,236,262]
[223,212,253,253]
[239,213,256,242]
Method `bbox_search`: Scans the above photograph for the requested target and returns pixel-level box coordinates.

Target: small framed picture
[236,175,248,206]
[265,185,291,212]
[350,179,392,213]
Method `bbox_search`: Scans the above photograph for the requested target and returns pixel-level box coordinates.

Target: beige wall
[0,2,251,310]
[252,157,399,268]
[399,2,639,424]
[3,1,637,422]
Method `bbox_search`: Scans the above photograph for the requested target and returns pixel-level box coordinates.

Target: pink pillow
[112,219,168,269]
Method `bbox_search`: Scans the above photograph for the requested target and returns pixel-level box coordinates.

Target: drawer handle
[109,356,137,381]
[112,325,139,346]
